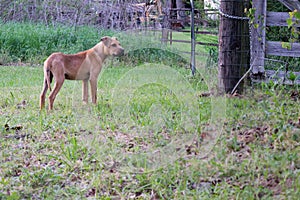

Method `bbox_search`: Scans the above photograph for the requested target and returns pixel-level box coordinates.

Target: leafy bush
[0,21,114,64]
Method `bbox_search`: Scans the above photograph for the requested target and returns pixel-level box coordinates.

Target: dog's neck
[92,42,109,62]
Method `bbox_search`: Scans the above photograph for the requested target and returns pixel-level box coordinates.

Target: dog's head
[101,36,124,56]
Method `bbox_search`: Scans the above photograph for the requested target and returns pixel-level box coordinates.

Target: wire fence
[1,0,298,82]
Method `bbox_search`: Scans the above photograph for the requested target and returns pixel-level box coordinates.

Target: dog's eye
[112,44,117,47]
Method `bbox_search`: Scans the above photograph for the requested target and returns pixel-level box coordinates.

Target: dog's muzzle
[116,48,125,56]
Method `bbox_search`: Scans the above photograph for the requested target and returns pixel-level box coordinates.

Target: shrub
[0,21,114,64]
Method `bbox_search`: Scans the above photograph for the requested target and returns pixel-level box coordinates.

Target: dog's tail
[44,59,52,91]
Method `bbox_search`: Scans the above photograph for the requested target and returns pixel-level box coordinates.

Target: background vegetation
[0,21,114,64]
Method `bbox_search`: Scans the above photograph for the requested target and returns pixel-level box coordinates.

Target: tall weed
[0,21,114,64]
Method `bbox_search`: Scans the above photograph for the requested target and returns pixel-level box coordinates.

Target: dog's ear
[100,36,109,41]
[101,36,111,46]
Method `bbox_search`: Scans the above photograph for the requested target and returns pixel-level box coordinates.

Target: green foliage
[120,48,188,67]
[205,46,218,68]
[0,21,114,64]
[287,10,300,43]
[287,71,299,84]
[267,0,290,12]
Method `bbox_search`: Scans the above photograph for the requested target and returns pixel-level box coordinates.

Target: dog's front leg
[82,79,89,104]
[90,79,97,104]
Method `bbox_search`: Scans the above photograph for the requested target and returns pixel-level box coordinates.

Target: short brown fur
[40,36,124,110]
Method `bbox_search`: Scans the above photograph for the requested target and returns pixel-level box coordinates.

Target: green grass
[0,22,300,199]
[0,63,299,199]
[167,29,218,63]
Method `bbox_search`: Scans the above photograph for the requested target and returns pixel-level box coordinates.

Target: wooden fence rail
[160,8,219,48]
[251,0,300,74]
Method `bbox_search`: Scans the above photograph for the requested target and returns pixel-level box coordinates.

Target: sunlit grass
[1,62,299,199]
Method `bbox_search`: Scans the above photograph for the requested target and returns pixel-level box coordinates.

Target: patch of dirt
[290,90,300,101]
[227,92,244,99]
[288,118,300,129]
[4,123,26,139]
[1,62,41,67]
[16,100,28,109]
[237,125,272,146]
[258,175,295,197]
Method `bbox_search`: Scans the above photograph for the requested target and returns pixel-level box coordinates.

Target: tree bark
[218,0,250,94]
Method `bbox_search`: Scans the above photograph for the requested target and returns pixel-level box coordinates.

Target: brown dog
[40,36,124,110]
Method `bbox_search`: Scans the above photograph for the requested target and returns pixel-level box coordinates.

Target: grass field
[1,64,300,199]
[0,22,300,199]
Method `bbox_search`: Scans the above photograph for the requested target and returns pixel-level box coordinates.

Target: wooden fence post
[218,0,250,93]
[251,0,267,75]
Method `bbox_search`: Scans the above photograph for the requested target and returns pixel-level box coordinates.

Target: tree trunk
[218,0,250,94]
[176,0,186,25]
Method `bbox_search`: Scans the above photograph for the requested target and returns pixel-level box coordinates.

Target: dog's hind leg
[40,69,53,110]
[40,78,48,110]
[48,67,65,110]
[40,58,54,110]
